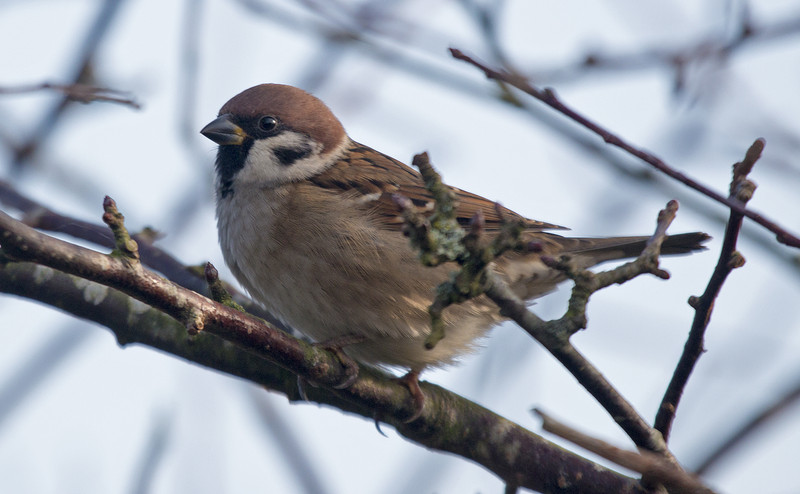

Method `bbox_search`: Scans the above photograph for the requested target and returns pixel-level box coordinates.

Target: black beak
[201,114,246,145]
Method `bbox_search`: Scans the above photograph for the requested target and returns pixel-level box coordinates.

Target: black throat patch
[215,139,253,199]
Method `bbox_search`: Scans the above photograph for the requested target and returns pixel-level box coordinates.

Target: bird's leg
[397,369,425,423]
[315,333,365,389]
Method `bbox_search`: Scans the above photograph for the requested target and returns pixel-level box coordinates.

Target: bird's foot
[316,334,365,389]
[397,369,425,423]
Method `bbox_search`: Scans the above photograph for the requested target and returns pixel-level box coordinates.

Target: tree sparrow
[201,84,707,402]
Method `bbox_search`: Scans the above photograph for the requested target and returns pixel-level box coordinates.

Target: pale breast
[216,182,503,369]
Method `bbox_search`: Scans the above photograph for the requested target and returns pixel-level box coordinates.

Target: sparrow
[201,84,708,411]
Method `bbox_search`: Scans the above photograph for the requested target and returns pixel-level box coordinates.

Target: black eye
[258,116,278,132]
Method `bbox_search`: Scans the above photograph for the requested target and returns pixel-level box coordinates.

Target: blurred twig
[12,0,130,169]
[0,323,94,430]
[230,0,485,97]
[128,411,172,494]
[0,83,140,109]
[166,0,213,237]
[457,0,510,66]
[693,369,800,475]
[178,0,204,146]
[523,8,800,89]
[247,387,332,494]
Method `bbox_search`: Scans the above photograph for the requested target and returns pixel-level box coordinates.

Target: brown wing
[308,140,566,233]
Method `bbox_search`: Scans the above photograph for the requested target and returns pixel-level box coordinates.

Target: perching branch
[0,180,287,330]
[0,202,365,395]
[0,203,646,494]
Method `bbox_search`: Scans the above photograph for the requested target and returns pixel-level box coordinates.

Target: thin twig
[0,83,141,109]
[396,154,685,457]
[497,202,689,456]
[450,48,800,249]
[102,196,141,263]
[484,269,670,457]
[535,409,716,494]
[654,139,761,441]
[487,203,691,457]
[542,200,682,341]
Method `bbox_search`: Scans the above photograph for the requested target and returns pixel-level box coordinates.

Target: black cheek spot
[273,143,312,167]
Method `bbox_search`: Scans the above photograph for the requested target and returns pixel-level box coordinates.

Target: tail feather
[498,231,710,300]
[564,232,711,267]
[661,232,712,254]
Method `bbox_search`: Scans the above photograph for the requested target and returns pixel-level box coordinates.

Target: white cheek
[235,132,327,188]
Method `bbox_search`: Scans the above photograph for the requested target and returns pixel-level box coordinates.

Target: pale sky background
[1,1,800,493]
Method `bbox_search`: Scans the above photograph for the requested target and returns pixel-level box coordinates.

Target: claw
[373,411,388,437]
[315,334,365,389]
[397,369,425,423]
[329,345,359,389]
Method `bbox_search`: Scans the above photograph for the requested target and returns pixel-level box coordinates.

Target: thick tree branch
[0,206,362,394]
[0,207,645,493]
[0,180,286,329]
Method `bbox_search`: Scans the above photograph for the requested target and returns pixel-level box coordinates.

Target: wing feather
[308,141,566,233]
